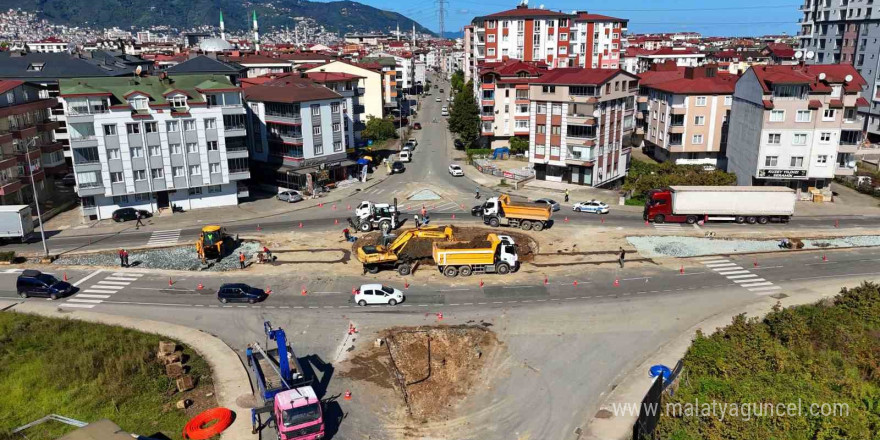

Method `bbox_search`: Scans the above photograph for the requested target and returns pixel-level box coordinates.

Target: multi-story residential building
[528,68,639,186]
[359,57,401,112]
[797,0,880,142]
[305,61,384,121]
[305,71,366,146]
[476,60,548,149]
[727,64,866,194]
[639,65,737,168]
[468,4,626,75]
[0,80,62,206]
[58,75,250,220]
[635,47,706,73]
[245,75,356,191]
[26,37,73,53]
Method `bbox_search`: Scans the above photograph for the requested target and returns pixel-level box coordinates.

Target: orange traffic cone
[404,280,410,289]
[573,280,578,286]
[564,217,569,223]
[334,219,338,225]
[265,286,272,294]
[63,272,68,281]
[544,276,548,285]
[344,390,352,400]
[299,222,303,228]
[301,287,307,296]
[679,265,684,275]
[437,312,443,321]
[451,213,455,219]
[479,279,484,288]
[822,254,828,262]
[613,278,620,287]
[197,283,204,290]
[168,277,173,286]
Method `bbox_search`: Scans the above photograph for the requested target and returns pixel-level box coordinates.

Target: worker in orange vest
[239,252,246,269]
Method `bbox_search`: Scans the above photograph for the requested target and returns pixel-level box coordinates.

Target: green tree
[450,70,465,94]
[448,81,480,147]
[622,159,737,197]
[361,116,397,142]
[508,136,529,154]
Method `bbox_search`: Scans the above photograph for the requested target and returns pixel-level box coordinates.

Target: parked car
[399,151,412,162]
[435,97,441,102]
[573,200,610,214]
[402,144,413,152]
[471,205,484,217]
[448,164,464,176]
[413,122,422,130]
[112,207,152,222]
[391,161,406,173]
[408,138,418,147]
[354,283,404,306]
[17,270,73,300]
[441,110,449,117]
[454,139,465,149]
[217,283,266,304]
[534,198,561,212]
[61,173,76,187]
[277,190,304,203]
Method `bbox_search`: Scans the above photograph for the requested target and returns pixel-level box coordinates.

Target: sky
[353,0,803,37]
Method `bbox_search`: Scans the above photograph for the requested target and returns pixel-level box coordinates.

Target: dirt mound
[343,325,500,424]
[352,225,538,263]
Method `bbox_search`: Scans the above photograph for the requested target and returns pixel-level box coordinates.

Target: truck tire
[686,215,697,224]
[758,216,769,224]
[520,220,532,230]
[532,221,544,231]
[735,216,746,224]
[359,222,372,232]
[443,266,459,277]
[397,263,412,276]
[496,262,510,275]
[488,217,500,227]
[366,265,379,274]
[746,216,757,224]
[654,214,665,224]
[459,266,472,276]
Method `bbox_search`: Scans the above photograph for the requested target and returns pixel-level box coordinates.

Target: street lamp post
[24,138,49,256]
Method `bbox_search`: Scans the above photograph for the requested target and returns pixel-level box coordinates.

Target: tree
[361,116,397,142]
[508,136,529,154]
[450,70,465,94]
[622,159,737,197]
[448,81,480,147]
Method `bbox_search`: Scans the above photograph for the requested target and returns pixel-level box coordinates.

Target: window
[133,169,146,181]
[107,149,120,160]
[560,33,568,41]
[724,96,732,106]
[820,132,832,143]
[130,146,144,158]
[694,115,705,126]
[764,156,778,167]
[209,163,221,174]
[207,185,222,194]
[331,102,340,113]
[126,123,140,134]
[103,124,117,136]
[823,108,836,120]
[769,110,785,122]
[333,123,341,132]
[536,103,547,114]
[767,133,781,145]
[183,120,196,131]
[314,142,323,155]
[170,95,187,108]
[189,187,202,196]
[793,133,808,145]
[844,107,857,122]
[151,168,164,179]
[311,104,320,116]
[148,145,161,156]
[334,141,343,152]
[796,110,811,122]
[695,96,707,106]
[204,118,216,129]
[542,85,556,93]
[173,166,184,177]
[144,122,158,133]
[134,193,151,202]
[5,91,14,104]
[186,143,198,153]
[206,141,218,151]
[166,120,179,132]
[170,143,182,154]
[189,165,201,175]
[692,134,704,144]
[130,96,148,110]
[817,155,828,165]
[313,126,322,136]
[537,125,546,134]
[113,195,129,204]
[551,126,561,135]
[790,156,804,168]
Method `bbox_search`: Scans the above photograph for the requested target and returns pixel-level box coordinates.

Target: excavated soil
[352,225,538,264]
[343,325,500,424]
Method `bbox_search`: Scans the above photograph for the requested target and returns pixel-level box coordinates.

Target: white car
[399,150,412,162]
[435,97,441,102]
[573,200,610,214]
[354,284,404,306]
[408,138,418,147]
[448,164,464,176]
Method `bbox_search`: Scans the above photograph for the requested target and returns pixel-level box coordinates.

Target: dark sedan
[471,205,484,217]
[112,207,152,222]
[217,283,266,304]
[391,161,406,174]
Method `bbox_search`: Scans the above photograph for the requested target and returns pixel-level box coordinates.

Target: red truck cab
[643,189,679,223]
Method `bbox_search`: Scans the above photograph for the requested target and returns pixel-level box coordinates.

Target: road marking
[72,269,102,287]
[698,259,729,264]
[112,272,143,277]
[733,278,765,284]
[437,288,471,292]
[787,271,880,281]
[67,298,104,304]
[59,303,96,309]
[706,262,738,268]
[726,274,759,280]
[312,291,343,294]
[623,277,650,281]
[806,261,838,266]
[104,277,138,281]
[75,294,111,299]
[502,285,532,289]
[740,281,774,288]
[749,286,782,293]
[712,266,742,271]
[696,256,727,261]
[717,270,750,275]
[83,288,121,293]
[147,229,181,246]
[677,272,708,276]
[751,265,784,270]
[96,281,130,286]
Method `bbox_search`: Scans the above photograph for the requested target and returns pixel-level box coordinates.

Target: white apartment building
[59,75,250,220]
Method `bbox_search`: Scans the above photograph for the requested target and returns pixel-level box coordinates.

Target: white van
[399,150,411,162]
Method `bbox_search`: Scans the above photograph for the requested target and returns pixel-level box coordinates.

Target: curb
[5,301,254,440]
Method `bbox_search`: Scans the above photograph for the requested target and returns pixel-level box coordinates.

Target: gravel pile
[627,235,880,258]
[54,241,263,272]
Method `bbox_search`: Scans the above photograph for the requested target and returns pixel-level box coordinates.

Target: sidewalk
[4,300,254,440]
[582,275,880,440]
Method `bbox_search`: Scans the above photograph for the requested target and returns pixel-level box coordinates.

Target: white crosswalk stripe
[717,269,750,275]
[699,258,782,295]
[653,224,684,232]
[147,229,181,246]
[64,272,138,309]
[733,278,766,284]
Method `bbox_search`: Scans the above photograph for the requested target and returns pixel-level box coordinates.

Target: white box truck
[643,186,796,225]
[0,205,33,243]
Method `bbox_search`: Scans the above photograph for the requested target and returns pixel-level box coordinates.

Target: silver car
[277,190,303,203]
[534,198,561,212]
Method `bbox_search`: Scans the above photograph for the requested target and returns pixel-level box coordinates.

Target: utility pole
[25,138,48,256]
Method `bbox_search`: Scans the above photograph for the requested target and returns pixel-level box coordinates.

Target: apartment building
[727,64,866,194]
[306,61,385,121]
[528,68,639,186]
[477,60,548,149]
[0,80,63,206]
[58,74,250,220]
[305,71,366,146]
[468,3,627,74]
[797,0,880,142]
[245,75,356,192]
[639,65,737,168]
[359,57,401,111]
[635,47,706,73]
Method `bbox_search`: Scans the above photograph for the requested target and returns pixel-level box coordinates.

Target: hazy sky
[351,0,802,36]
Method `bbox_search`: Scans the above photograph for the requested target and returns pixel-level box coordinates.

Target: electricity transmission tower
[437,0,447,38]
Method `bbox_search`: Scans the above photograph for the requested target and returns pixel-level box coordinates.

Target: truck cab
[643,189,673,222]
[274,387,325,440]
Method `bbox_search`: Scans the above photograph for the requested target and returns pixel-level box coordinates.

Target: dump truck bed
[500,202,551,221]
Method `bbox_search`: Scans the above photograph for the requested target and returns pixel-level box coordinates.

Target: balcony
[669,125,685,134]
[481,112,495,121]
[0,178,22,196]
[36,120,60,132]
[228,168,251,181]
[226,144,249,159]
[224,126,247,137]
[14,146,42,162]
[20,169,45,184]
[835,165,855,176]
[76,181,105,196]
[11,125,38,139]
[237,183,249,198]
[670,106,687,115]
[265,113,302,125]
[39,141,64,154]
[0,156,17,170]
[0,132,12,144]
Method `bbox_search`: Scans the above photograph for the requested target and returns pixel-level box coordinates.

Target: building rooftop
[533,68,635,86]
[0,79,24,95]
[750,64,866,94]
[58,74,239,107]
[243,74,341,103]
[164,55,245,75]
[305,72,364,83]
[0,52,135,80]
[574,12,627,23]
[479,59,548,77]
[477,6,569,20]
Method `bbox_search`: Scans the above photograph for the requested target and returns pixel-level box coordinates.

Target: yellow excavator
[357,225,454,275]
[196,225,232,263]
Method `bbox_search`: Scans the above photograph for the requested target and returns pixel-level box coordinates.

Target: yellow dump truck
[357,225,454,275]
[432,233,519,277]
[196,225,231,263]
[480,194,552,231]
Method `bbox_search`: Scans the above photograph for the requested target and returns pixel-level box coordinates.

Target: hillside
[3,0,433,35]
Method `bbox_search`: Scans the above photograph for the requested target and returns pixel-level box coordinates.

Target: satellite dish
[845,74,853,82]
[795,50,803,59]
[593,109,600,117]
[819,72,826,80]
[523,0,528,5]
[135,65,142,76]
[539,4,545,9]
[806,50,815,59]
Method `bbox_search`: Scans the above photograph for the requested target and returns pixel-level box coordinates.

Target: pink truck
[274,387,325,440]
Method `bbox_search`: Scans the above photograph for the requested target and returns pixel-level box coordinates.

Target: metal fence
[632,360,684,440]
[473,158,535,182]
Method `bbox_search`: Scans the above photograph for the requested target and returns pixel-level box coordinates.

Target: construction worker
[421,205,427,218]
[413,214,420,228]
[122,249,129,267]
[263,246,272,261]
[564,189,570,203]
[118,249,125,267]
[343,228,351,242]
[618,247,626,269]
[239,252,246,269]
